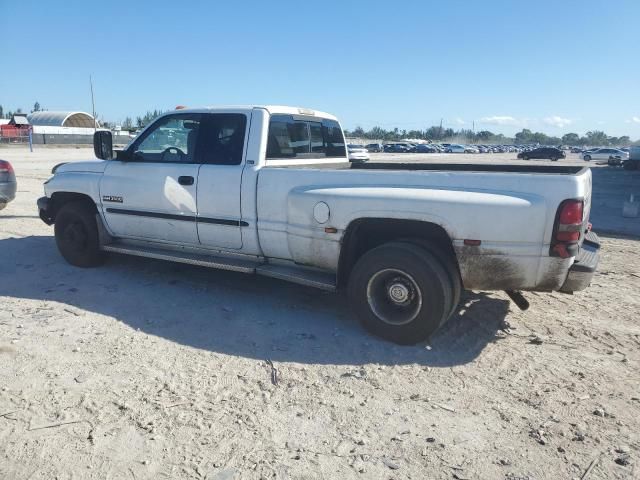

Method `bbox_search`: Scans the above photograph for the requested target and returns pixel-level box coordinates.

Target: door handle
[178,176,194,186]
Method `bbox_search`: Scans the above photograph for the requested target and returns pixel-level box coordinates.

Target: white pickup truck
[38,105,601,344]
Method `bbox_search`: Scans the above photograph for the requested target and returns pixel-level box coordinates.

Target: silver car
[0,159,17,210]
[347,144,370,163]
[582,148,629,162]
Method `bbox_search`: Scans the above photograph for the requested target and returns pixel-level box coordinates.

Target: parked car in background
[518,147,566,161]
[0,159,17,211]
[582,148,629,162]
[446,144,465,153]
[570,147,583,153]
[414,144,439,153]
[347,144,370,163]
[365,143,383,153]
[384,144,411,153]
[464,146,479,153]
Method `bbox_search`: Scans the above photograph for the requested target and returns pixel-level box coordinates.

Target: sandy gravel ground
[0,147,639,479]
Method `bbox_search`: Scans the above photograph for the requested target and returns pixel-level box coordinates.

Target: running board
[256,264,336,291]
[101,243,258,273]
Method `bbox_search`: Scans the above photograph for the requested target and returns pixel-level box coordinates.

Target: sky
[1,0,639,138]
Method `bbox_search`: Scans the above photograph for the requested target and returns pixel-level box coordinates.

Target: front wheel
[54,201,106,267]
[348,242,454,345]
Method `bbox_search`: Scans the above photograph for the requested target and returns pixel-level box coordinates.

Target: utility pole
[89,75,97,131]
[439,118,443,139]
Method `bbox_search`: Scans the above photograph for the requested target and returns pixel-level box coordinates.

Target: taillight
[551,199,584,258]
[0,160,13,173]
[559,201,583,224]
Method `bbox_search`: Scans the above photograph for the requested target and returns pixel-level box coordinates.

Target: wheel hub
[366,269,423,326]
[388,281,410,304]
[64,222,87,249]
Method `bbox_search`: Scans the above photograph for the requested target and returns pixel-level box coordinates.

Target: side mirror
[94,130,113,160]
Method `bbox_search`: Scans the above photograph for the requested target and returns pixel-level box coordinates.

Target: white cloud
[479,115,524,127]
[543,116,573,128]
[632,116,640,124]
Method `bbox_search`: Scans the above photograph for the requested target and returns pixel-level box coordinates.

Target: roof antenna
[89,74,97,131]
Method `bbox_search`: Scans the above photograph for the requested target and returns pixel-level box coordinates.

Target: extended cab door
[99,113,202,245]
[195,112,249,250]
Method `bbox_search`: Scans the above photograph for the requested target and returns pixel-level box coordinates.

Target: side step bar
[101,242,337,291]
[102,243,259,273]
[256,264,336,291]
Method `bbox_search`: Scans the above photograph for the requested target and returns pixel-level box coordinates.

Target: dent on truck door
[195,113,248,250]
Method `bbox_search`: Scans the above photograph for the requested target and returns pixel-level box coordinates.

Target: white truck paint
[38,105,601,343]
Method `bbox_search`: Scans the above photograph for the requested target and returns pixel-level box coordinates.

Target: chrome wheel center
[388,282,410,304]
[366,269,423,326]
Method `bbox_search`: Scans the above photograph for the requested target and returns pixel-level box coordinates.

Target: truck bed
[351,163,587,175]
[273,162,587,175]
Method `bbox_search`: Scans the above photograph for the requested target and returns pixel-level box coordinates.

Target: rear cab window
[266,115,346,160]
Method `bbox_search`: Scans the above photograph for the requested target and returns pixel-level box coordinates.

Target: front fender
[44,171,103,206]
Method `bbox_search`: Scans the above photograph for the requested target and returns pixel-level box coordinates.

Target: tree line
[1,104,636,146]
[0,102,44,120]
[344,125,637,146]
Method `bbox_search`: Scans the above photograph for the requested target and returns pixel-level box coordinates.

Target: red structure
[0,114,31,142]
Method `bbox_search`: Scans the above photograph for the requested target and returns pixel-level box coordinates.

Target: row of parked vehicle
[348,142,639,166]
[363,142,529,154]
[514,146,633,163]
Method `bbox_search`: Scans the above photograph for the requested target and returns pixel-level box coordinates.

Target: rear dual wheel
[348,242,460,345]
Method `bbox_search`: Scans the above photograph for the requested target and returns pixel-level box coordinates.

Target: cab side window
[197,114,247,165]
[130,114,201,163]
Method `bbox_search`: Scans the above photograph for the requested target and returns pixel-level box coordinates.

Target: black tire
[347,242,453,345]
[550,157,558,161]
[522,155,529,160]
[54,201,105,268]
[399,239,462,321]
[584,155,591,161]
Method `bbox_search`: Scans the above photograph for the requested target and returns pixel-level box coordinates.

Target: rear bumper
[559,231,601,293]
[37,196,54,225]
